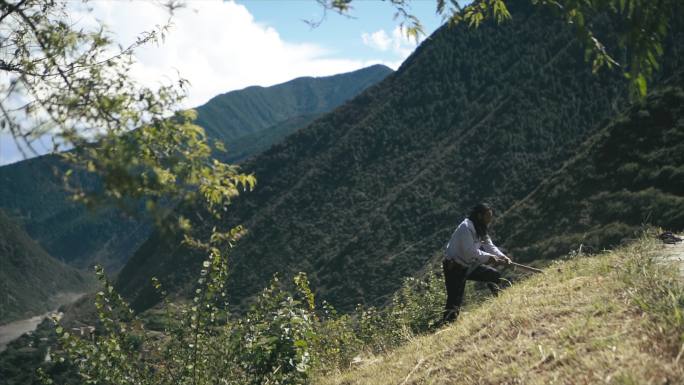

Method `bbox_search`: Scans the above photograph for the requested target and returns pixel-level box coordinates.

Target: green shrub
[47,253,461,384]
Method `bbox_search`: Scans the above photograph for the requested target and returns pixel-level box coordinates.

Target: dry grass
[316,236,684,385]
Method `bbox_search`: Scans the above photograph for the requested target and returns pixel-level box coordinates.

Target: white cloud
[362,29,392,51]
[362,26,419,62]
[73,0,387,108]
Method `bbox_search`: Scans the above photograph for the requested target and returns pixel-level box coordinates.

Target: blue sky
[241,0,445,62]
[1,0,448,165]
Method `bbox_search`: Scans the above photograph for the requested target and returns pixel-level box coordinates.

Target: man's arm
[482,236,511,265]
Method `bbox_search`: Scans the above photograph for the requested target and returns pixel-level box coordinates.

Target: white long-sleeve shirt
[445,218,506,267]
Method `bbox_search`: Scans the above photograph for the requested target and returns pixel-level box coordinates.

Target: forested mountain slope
[117,2,684,312]
[0,209,92,324]
[0,156,149,271]
[0,66,390,271]
[195,64,392,147]
[497,76,684,261]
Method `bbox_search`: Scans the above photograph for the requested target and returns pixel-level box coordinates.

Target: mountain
[0,155,152,271]
[0,209,92,324]
[0,65,392,271]
[117,2,684,313]
[497,76,684,261]
[219,113,325,163]
[195,65,393,146]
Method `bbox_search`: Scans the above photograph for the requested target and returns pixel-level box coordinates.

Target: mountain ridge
[195,64,393,144]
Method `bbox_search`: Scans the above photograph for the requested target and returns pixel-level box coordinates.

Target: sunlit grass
[317,234,684,384]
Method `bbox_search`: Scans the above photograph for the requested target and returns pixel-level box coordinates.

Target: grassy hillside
[497,77,684,262]
[316,234,684,384]
[116,2,684,313]
[0,209,93,324]
[0,66,390,271]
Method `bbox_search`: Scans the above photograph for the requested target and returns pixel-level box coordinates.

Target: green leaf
[635,74,648,97]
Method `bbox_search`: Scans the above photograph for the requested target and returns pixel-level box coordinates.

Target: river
[0,292,86,352]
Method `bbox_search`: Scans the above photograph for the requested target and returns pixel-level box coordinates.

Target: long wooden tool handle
[510,262,543,273]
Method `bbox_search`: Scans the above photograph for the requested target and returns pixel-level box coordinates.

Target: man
[442,203,511,323]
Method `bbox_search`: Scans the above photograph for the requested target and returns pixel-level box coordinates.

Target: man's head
[468,202,494,238]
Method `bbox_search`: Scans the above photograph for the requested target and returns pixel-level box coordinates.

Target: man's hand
[488,255,512,265]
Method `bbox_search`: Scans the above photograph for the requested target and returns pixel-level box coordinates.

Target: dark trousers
[442,259,501,322]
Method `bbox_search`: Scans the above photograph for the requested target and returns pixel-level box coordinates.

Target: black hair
[468,202,493,240]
